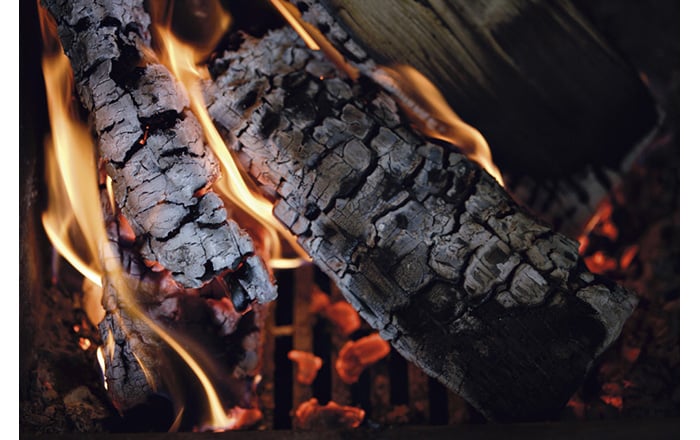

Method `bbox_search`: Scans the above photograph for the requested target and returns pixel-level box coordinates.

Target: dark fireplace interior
[19,0,679,437]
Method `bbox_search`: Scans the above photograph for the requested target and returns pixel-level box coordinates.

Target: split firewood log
[204,27,638,421]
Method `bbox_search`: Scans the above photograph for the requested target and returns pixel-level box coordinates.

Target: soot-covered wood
[205,28,637,421]
[41,0,275,301]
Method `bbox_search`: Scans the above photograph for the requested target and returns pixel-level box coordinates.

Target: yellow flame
[371,65,504,186]
[269,0,320,51]
[97,347,109,390]
[154,26,310,269]
[39,6,106,318]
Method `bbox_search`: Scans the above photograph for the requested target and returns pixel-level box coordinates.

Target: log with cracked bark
[290,0,658,181]
[98,214,268,418]
[41,0,276,304]
[41,0,275,424]
[204,27,638,421]
[288,0,660,238]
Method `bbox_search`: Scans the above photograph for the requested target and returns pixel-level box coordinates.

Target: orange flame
[370,65,504,186]
[153,23,309,270]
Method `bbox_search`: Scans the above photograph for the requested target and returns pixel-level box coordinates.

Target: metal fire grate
[259,265,482,429]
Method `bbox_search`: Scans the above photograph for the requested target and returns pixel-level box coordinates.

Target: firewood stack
[20,0,678,433]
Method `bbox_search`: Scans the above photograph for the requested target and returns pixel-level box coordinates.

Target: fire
[38,6,261,431]
[152,20,309,270]
[38,7,106,321]
[370,65,504,186]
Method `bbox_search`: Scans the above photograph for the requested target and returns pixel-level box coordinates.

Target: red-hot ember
[309,288,361,335]
[325,302,361,336]
[287,350,323,385]
[336,333,391,384]
[293,398,365,430]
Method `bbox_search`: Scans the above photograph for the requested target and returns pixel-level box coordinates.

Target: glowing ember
[199,407,263,432]
[336,333,391,384]
[294,398,365,430]
[287,350,323,385]
[309,288,361,335]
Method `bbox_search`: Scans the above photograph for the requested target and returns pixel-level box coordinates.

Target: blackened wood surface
[41,0,275,298]
[296,0,658,182]
[205,28,637,421]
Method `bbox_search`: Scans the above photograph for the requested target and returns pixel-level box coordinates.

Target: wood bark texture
[205,28,637,421]
[291,0,661,238]
[41,0,276,301]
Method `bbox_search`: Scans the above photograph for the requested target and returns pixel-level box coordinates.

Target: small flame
[268,0,359,80]
[97,347,109,390]
[154,23,309,270]
[371,65,504,186]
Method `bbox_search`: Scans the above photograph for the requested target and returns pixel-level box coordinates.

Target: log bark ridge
[41,0,276,301]
[205,28,637,421]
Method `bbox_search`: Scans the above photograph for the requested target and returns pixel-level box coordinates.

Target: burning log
[204,27,638,421]
[40,0,276,304]
[290,0,659,237]
[39,0,276,427]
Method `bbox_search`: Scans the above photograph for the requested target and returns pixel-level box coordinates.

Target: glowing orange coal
[287,350,323,385]
[294,398,365,430]
[336,333,391,384]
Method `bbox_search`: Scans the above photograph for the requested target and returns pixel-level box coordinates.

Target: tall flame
[38,6,255,431]
[39,6,106,324]
[153,23,309,269]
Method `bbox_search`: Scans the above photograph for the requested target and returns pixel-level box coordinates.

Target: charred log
[40,0,276,301]
[205,28,637,421]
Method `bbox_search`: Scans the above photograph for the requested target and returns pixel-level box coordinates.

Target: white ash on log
[204,28,638,421]
[41,0,276,303]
